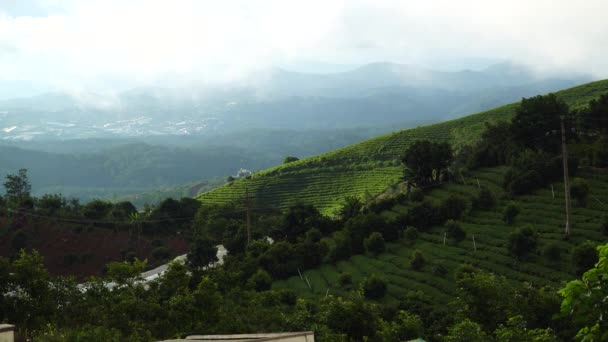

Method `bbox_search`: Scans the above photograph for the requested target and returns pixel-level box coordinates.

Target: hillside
[198,80,608,215]
[273,166,608,302]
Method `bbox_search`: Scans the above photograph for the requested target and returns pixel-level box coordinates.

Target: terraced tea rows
[198,80,608,214]
[274,166,608,303]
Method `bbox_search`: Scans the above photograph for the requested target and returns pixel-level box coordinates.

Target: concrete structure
[161,331,314,342]
[0,324,15,342]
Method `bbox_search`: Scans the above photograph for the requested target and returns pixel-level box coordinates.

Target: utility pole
[560,116,572,236]
[244,186,252,245]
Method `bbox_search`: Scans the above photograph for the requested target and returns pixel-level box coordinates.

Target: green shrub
[446,220,466,241]
[410,250,426,270]
[475,187,496,210]
[432,263,448,277]
[247,269,273,291]
[570,178,590,207]
[572,241,598,276]
[502,202,520,225]
[508,225,538,260]
[362,275,387,299]
[364,232,386,256]
[601,215,608,236]
[404,226,418,243]
[542,242,562,262]
[283,156,299,164]
[338,272,353,287]
[441,194,468,220]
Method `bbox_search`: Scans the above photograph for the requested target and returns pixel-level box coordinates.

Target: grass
[198,80,608,215]
[273,166,608,304]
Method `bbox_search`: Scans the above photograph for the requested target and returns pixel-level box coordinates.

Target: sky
[1,0,608,96]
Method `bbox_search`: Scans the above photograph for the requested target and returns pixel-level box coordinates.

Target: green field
[198,80,608,215]
[273,166,608,303]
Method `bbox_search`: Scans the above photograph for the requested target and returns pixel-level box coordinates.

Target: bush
[542,242,562,261]
[338,272,353,287]
[572,241,598,276]
[410,250,426,270]
[247,269,273,291]
[407,200,441,231]
[446,220,466,241]
[474,187,496,210]
[508,225,538,259]
[404,226,418,243]
[502,202,520,225]
[441,194,468,220]
[570,178,590,207]
[432,263,448,277]
[364,232,386,255]
[283,156,299,164]
[362,275,387,299]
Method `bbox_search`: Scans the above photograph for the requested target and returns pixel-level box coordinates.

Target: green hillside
[273,166,608,302]
[198,80,608,214]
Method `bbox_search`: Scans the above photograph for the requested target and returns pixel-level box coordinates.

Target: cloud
[0,0,607,95]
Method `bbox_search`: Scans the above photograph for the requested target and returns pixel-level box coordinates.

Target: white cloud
[0,0,607,94]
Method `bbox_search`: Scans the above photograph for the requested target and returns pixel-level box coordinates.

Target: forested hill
[198,80,608,214]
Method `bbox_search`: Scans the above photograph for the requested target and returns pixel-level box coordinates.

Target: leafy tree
[475,187,496,210]
[188,237,218,269]
[3,168,31,203]
[362,275,387,300]
[445,319,489,342]
[601,215,608,236]
[82,200,113,220]
[324,297,380,340]
[593,136,608,167]
[111,201,137,219]
[339,195,363,221]
[407,200,441,231]
[503,202,520,225]
[580,93,608,135]
[226,175,235,182]
[410,250,426,270]
[543,242,562,262]
[572,241,598,276]
[559,243,608,341]
[511,94,570,153]
[247,269,272,291]
[468,121,515,168]
[508,225,539,260]
[494,316,558,342]
[36,194,66,217]
[404,226,418,243]
[446,220,466,242]
[441,194,468,220]
[378,310,423,341]
[283,156,300,164]
[409,187,425,202]
[364,232,386,255]
[402,140,453,184]
[455,268,513,331]
[570,178,590,207]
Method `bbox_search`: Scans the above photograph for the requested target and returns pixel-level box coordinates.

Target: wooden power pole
[560,116,572,236]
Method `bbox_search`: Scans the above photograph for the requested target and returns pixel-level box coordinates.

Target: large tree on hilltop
[402,140,453,185]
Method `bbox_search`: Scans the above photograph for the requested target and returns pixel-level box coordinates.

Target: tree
[283,156,299,164]
[441,194,468,220]
[379,310,423,341]
[364,232,386,255]
[410,250,426,270]
[494,316,558,342]
[503,202,520,225]
[511,94,570,153]
[402,140,453,184]
[570,178,590,207]
[542,242,562,262]
[247,269,272,291]
[508,225,538,260]
[339,196,363,221]
[601,215,608,236]
[338,272,352,287]
[404,226,418,243]
[559,243,608,341]
[445,319,489,342]
[3,169,31,204]
[188,238,218,269]
[362,275,387,299]
[475,187,496,210]
[446,220,466,242]
[572,241,598,276]
[82,200,113,220]
[581,93,608,135]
